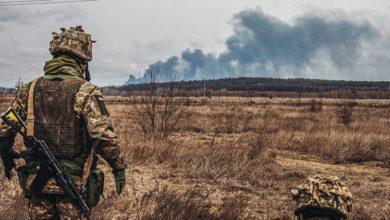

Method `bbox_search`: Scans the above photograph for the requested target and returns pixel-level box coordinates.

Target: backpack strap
[80,142,96,191]
[27,78,39,137]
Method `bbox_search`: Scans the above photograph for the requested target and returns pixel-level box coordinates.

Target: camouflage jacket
[0,75,126,173]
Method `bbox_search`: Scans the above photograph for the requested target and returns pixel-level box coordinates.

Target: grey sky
[0,0,389,87]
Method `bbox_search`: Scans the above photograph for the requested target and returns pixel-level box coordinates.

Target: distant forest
[3,77,390,99]
[103,77,390,99]
[0,87,15,93]
[120,77,390,92]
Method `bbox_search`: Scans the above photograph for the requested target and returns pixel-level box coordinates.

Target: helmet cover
[49,25,94,61]
[291,176,353,218]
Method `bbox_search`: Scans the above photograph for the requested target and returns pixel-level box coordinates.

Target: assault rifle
[1,108,90,219]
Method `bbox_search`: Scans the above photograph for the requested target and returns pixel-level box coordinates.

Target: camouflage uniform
[291,176,353,220]
[28,195,83,220]
[0,26,126,219]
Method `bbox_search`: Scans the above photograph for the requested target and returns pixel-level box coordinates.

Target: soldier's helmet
[49,25,95,61]
[291,176,353,220]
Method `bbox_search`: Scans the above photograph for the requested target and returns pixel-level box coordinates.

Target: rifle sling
[27,78,39,137]
[30,166,52,193]
[81,143,95,190]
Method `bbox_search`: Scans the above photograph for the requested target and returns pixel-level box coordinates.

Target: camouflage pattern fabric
[27,175,83,194]
[0,55,126,217]
[291,176,353,218]
[49,25,94,61]
[0,77,126,183]
[29,194,85,220]
[74,81,125,171]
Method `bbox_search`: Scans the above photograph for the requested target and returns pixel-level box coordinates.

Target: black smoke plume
[138,8,378,82]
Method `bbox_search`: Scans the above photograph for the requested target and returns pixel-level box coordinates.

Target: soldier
[291,176,353,220]
[0,26,126,219]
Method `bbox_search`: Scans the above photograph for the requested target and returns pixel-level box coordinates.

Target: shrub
[247,136,264,160]
[308,99,323,112]
[134,68,191,139]
[336,101,357,126]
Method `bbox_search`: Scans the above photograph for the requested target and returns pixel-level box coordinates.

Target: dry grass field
[0,95,389,219]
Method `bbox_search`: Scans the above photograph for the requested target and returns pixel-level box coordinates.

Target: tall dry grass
[137,186,249,220]
[0,96,389,219]
[110,97,389,219]
[127,134,278,187]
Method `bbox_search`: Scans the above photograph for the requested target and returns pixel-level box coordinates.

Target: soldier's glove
[0,148,16,179]
[113,169,126,194]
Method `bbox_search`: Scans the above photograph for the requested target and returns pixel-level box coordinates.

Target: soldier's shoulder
[14,81,34,102]
[20,82,32,89]
[78,81,100,94]
[17,77,47,96]
[74,81,101,115]
[17,82,32,94]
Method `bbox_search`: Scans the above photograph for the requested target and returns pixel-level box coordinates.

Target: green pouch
[86,168,104,207]
[60,159,84,176]
[17,165,30,198]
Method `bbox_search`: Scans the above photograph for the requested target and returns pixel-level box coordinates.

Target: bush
[336,101,357,126]
[308,99,323,112]
[134,68,191,139]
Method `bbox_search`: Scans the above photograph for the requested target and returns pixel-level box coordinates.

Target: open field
[0,96,389,219]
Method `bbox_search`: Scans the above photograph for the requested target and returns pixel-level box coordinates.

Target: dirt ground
[0,96,389,219]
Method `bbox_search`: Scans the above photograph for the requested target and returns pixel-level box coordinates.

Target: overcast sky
[0,0,389,87]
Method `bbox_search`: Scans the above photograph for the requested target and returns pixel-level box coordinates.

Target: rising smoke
[135,8,378,83]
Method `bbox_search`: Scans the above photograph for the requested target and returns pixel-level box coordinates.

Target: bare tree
[15,76,23,91]
[134,66,191,139]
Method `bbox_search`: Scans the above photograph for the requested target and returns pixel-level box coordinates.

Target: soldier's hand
[113,169,126,194]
